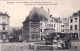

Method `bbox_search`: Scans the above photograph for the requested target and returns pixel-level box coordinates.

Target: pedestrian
[74,42,77,49]
[57,42,61,49]
[68,39,72,48]
[61,41,65,49]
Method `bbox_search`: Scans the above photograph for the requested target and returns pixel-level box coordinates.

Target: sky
[0,0,80,27]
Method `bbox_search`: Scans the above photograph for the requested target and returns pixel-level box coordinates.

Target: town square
[0,0,80,51]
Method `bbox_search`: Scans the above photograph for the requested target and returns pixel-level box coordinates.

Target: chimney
[73,13,77,16]
[5,12,8,15]
[5,12,7,14]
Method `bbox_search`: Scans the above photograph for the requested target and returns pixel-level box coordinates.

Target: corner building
[69,11,80,39]
[0,12,10,42]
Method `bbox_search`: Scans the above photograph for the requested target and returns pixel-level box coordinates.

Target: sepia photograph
[0,0,80,51]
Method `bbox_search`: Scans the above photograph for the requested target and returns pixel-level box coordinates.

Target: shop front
[1,32,8,42]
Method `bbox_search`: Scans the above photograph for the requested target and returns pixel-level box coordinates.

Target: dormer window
[73,13,77,16]
[75,18,77,22]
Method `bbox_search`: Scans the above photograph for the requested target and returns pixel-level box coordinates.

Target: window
[75,25,77,30]
[41,23,42,26]
[47,24,53,27]
[63,29,64,32]
[61,29,62,32]
[61,29,64,32]
[61,25,64,28]
[63,25,64,27]
[75,18,77,22]
[70,19,73,23]
[70,25,72,30]
[3,27,5,30]
[31,34,34,39]
[54,24,55,27]
[51,24,53,27]
[41,29,42,32]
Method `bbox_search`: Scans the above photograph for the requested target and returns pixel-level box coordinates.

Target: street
[1,40,80,51]
[1,43,33,51]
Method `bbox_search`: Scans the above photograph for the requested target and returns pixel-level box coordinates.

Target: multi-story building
[22,7,49,42]
[60,18,69,33]
[40,17,69,40]
[50,17,69,33]
[40,21,60,34]
[69,11,80,39]
[0,12,10,42]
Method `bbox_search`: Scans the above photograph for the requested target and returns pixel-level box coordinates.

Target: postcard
[0,0,80,51]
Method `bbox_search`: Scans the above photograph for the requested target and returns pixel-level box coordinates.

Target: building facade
[22,7,49,42]
[40,17,69,40]
[60,18,69,33]
[69,11,80,39]
[23,20,40,42]
[40,17,69,34]
[0,12,10,42]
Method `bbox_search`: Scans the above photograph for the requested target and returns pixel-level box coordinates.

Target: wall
[69,16,79,33]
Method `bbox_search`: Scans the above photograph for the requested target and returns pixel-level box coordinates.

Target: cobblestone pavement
[68,40,80,51]
[1,40,80,51]
[1,43,33,51]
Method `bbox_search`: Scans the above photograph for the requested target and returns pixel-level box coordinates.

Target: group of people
[53,35,71,49]
[55,35,71,49]
[53,37,78,50]
[58,38,71,49]
[46,34,78,50]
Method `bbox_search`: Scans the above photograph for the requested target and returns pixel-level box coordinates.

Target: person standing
[74,42,78,49]
[57,42,62,49]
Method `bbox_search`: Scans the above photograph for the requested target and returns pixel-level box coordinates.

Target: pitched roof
[50,17,62,23]
[24,7,50,23]
[0,12,8,16]
[69,10,80,18]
